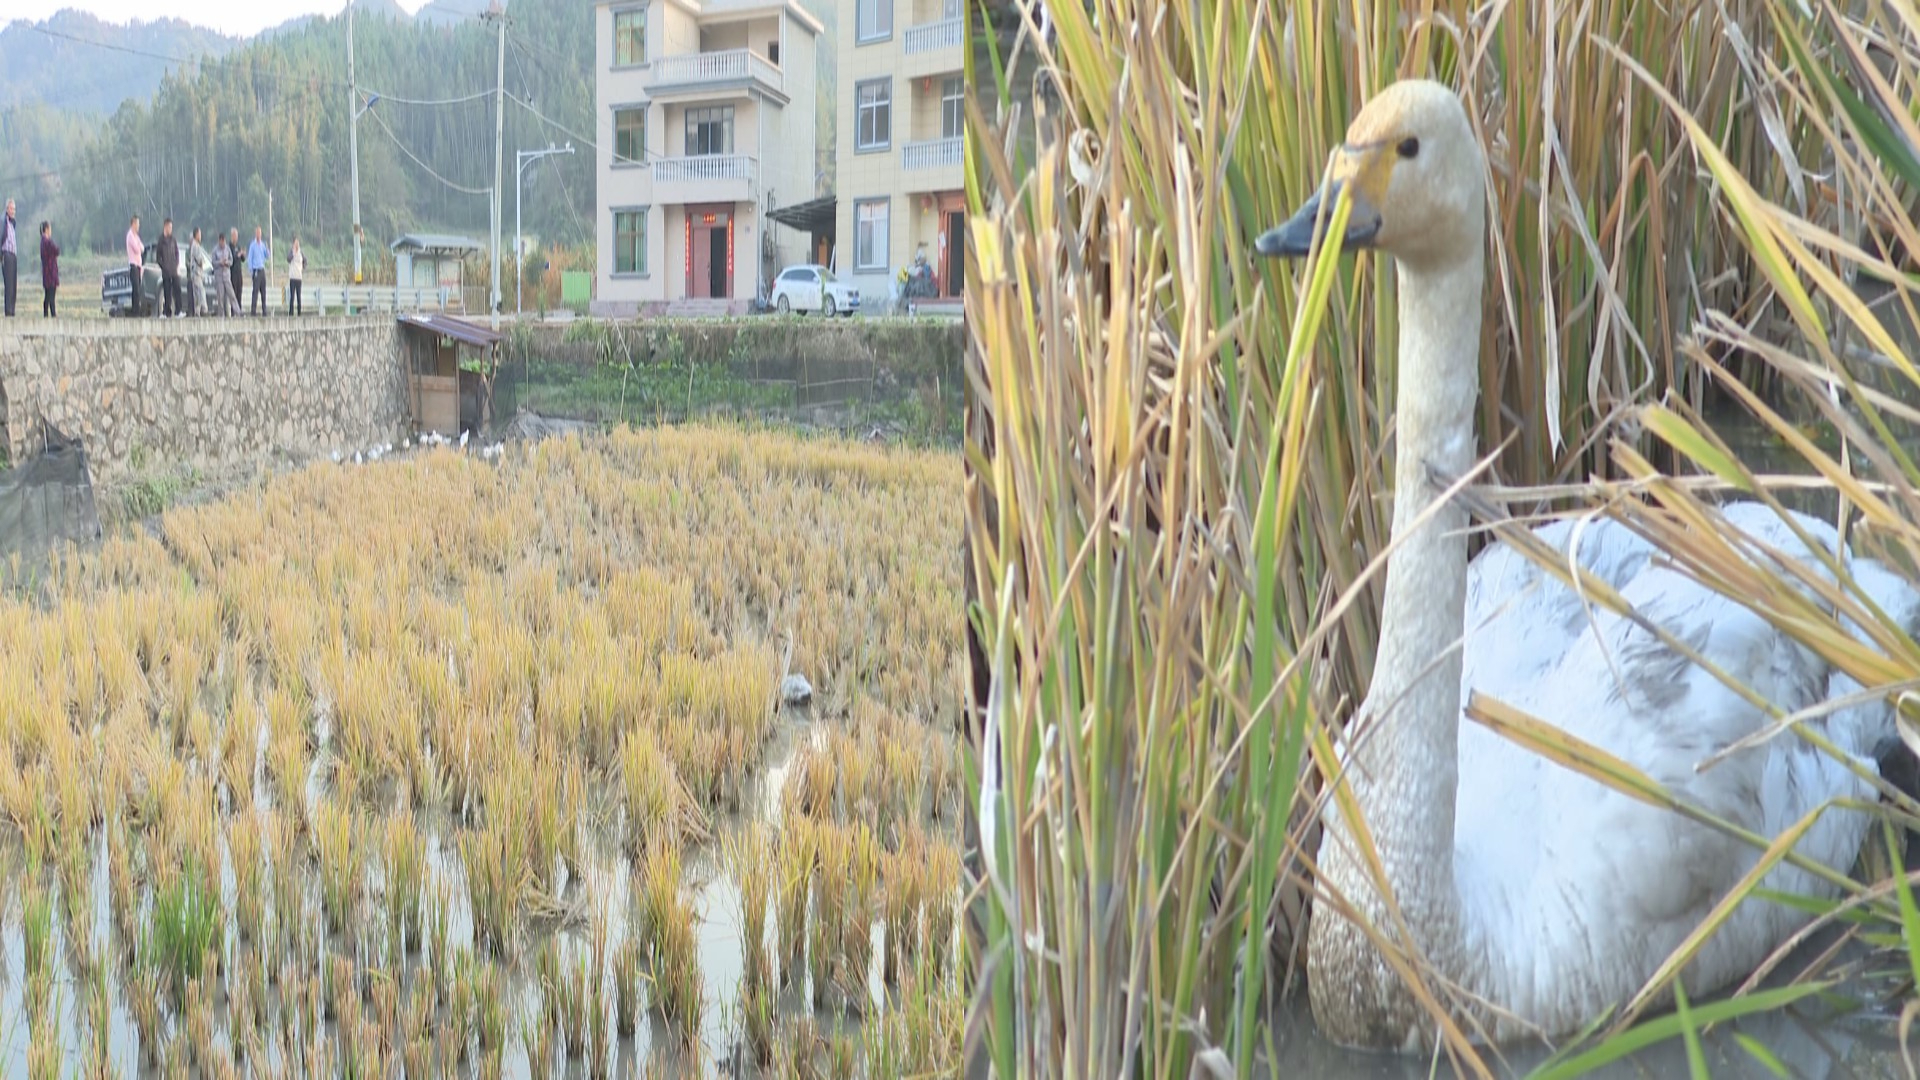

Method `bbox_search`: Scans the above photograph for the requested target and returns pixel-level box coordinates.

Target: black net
[0,420,103,565]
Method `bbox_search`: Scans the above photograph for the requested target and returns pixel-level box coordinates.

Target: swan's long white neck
[1367,254,1483,881]
[1310,244,1484,1046]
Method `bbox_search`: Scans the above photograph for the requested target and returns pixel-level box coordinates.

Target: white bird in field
[353,451,363,465]
[1252,78,1920,1051]
[331,449,342,464]
[459,430,470,449]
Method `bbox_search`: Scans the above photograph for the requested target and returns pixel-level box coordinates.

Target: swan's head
[1254,80,1484,273]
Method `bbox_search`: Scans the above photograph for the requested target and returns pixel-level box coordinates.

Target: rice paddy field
[0,424,964,1077]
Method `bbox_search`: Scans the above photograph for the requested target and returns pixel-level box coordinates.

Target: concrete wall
[0,318,409,479]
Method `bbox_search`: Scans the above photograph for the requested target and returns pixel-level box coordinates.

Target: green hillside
[46,0,595,262]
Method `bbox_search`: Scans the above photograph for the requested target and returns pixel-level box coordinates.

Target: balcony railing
[650,49,783,95]
[901,138,963,171]
[653,154,759,187]
[904,16,963,54]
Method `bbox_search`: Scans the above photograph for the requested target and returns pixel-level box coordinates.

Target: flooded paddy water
[1260,987,1915,1079]
[0,423,963,1077]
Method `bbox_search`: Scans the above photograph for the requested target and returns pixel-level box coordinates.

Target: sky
[5,1,439,39]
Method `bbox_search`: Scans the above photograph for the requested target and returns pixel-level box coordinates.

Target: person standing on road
[156,219,181,318]
[38,221,57,318]
[126,215,146,318]
[286,236,304,316]
[248,227,268,316]
[0,198,18,317]
[228,227,244,314]
[213,232,238,316]
[188,227,208,318]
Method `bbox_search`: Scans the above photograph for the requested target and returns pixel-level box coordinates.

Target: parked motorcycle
[896,255,938,313]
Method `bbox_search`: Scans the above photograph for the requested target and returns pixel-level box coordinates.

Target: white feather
[1444,503,1916,1032]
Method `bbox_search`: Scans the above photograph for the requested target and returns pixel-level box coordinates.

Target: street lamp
[516,143,575,317]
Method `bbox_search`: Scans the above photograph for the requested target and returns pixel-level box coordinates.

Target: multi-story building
[835,0,965,308]
[593,0,825,315]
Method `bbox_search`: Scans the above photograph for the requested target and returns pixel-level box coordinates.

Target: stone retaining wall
[0,317,409,479]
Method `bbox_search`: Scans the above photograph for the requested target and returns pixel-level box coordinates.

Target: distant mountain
[0,9,245,115]
[415,0,494,29]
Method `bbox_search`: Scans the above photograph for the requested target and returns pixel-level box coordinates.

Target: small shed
[391,233,485,294]
[398,313,503,437]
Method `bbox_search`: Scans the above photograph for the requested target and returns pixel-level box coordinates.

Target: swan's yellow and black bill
[1254,181,1382,258]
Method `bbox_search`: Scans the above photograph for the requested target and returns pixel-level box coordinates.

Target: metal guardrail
[300,283,470,316]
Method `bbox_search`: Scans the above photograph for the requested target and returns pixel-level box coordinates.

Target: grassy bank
[496,317,965,445]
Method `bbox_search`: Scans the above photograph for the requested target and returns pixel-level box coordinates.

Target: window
[857,0,892,42]
[768,42,780,65]
[855,199,889,271]
[942,76,964,140]
[614,209,647,274]
[685,106,735,156]
[855,79,891,151]
[943,0,960,17]
[781,268,814,283]
[613,9,646,66]
[614,107,646,164]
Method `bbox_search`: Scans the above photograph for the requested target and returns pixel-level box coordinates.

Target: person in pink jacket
[125,215,145,318]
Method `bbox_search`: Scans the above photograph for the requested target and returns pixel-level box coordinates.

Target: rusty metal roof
[396,312,503,349]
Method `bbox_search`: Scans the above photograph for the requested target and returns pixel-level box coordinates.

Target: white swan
[1253,79,1920,1050]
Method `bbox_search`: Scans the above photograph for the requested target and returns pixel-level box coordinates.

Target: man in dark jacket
[38,221,57,318]
[229,227,244,314]
[156,219,181,318]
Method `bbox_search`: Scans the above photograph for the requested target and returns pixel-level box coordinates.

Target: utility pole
[348,0,362,284]
[516,143,573,317]
[485,1,508,330]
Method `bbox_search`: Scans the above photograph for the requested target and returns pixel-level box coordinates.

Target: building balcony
[648,48,786,103]
[900,137,963,193]
[902,15,963,78]
[903,16,962,54]
[652,154,759,204]
[902,137,962,171]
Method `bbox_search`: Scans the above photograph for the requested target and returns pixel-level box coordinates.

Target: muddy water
[1261,982,1913,1079]
[0,710,872,1079]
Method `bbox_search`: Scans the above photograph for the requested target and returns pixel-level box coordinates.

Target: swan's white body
[1256,80,1920,1048]
[1450,506,1917,1037]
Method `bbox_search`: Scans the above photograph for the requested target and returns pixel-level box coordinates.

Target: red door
[936,192,965,297]
[686,205,732,299]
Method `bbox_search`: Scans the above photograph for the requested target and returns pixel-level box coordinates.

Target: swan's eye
[1397,137,1420,159]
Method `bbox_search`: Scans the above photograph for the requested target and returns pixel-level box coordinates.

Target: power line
[505,40,601,153]
[358,87,495,107]
[365,104,492,196]
[19,22,215,67]
[538,144,589,242]
[18,21,347,91]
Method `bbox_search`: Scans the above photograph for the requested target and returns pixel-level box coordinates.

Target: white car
[769,264,859,317]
